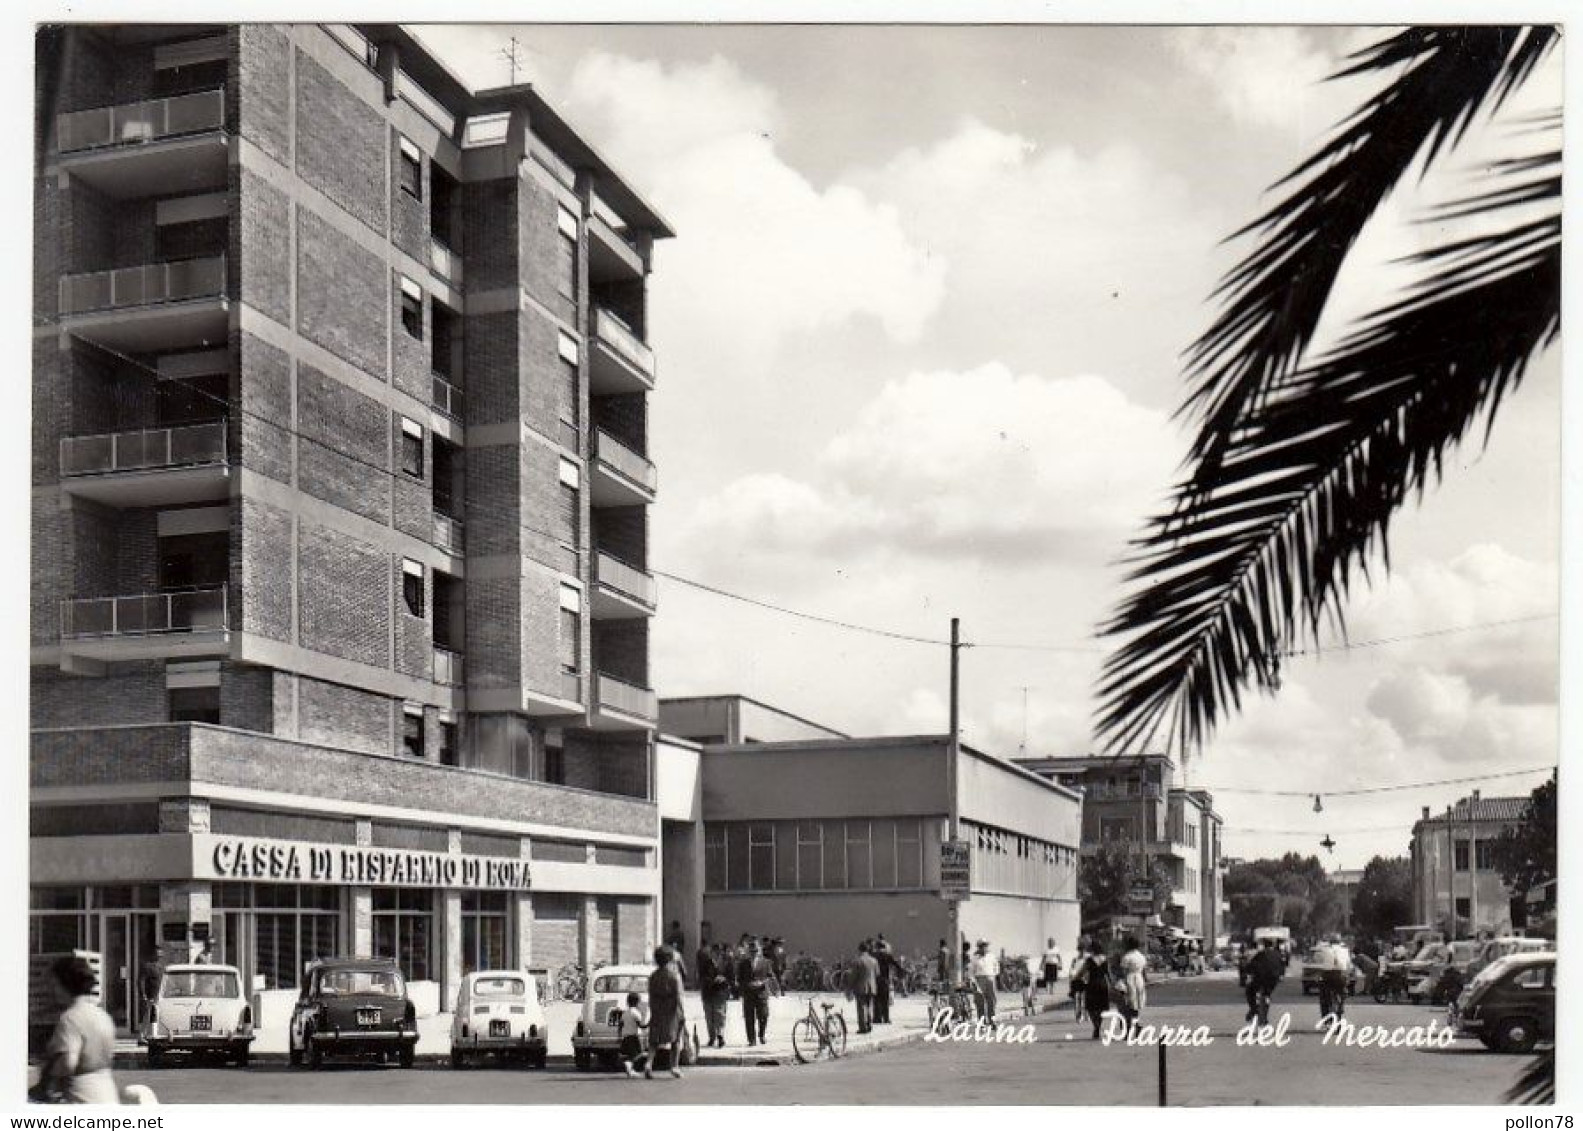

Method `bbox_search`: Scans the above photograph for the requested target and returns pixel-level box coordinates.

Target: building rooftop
[657,693,848,739]
[1414,795,1532,827]
[1016,753,1176,773]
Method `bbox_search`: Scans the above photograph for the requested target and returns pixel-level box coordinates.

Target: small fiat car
[449,970,548,1068]
[1455,952,1556,1053]
[290,958,418,1068]
[142,964,254,1067]
[572,964,652,1070]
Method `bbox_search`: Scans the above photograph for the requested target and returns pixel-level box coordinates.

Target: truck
[1252,926,1293,965]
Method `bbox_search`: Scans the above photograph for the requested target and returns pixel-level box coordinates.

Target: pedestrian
[1080,940,1112,1040]
[30,955,118,1104]
[1245,936,1285,1027]
[618,991,650,1078]
[1315,934,1352,1021]
[936,937,951,987]
[970,940,1000,1026]
[1119,936,1148,1035]
[645,946,685,1079]
[768,937,788,996]
[874,939,896,1025]
[736,939,772,1046]
[698,943,728,1049]
[138,953,164,1029]
[193,940,212,965]
[665,921,688,987]
[1040,937,1063,997]
[849,941,880,1034]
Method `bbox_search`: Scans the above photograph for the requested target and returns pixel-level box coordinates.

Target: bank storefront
[31,725,662,1034]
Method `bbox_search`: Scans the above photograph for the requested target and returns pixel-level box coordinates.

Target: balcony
[593,552,656,620]
[55,89,228,198]
[431,373,464,422]
[59,586,228,664]
[593,672,657,730]
[591,430,656,507]
[433,512,464,555]
[587,194,645,283]
[589,308,655,395]
[59,421,229,507]
[434,646,464,687]
[58,255,228,352]
[1082,783,1164,803]
[429,238,463,288]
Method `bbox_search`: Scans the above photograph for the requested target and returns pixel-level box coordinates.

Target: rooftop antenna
[499,36,528,86]
[1017,686,1030,756]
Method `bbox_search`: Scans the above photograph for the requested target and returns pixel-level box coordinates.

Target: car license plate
[357,1008,381,1026]
[191,1015,211,1032]
[490,1019,510,1038]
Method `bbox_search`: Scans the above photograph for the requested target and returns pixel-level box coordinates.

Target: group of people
[692,934,781,1048]
[847,935,906,1033]
[1063,936,1150,1040]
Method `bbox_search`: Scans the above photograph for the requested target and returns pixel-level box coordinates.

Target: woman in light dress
[1119,936,1149,1036]
[33,955,119,1104]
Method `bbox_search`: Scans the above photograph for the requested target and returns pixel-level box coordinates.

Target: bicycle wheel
[826,1012,848,1057]
[831,967,850,994]
[791,1017,818,1064]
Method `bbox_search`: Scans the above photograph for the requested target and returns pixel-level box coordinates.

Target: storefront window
[461,892,508,973]
[373,888,433,982]
[212,884,341,990]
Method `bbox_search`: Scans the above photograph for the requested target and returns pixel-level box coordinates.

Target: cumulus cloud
[1168,28,1334,132]
[561,52,946,363]
[1364,669,1555,765]
[682,362,1183,564]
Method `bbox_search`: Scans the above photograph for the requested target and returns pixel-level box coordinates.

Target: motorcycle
[1372,965,1410,1004]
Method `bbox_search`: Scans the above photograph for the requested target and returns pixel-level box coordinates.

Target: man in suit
[736,939,772,1046]
[874,939,897,1024]
[849,941,880,1034]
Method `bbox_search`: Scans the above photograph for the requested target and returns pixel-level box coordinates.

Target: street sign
[940,839,972,901]
[1128,882,1154,914]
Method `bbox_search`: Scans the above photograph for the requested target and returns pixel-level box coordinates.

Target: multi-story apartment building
[1410,791,1529,937]
[31,23,671,1032]
[1016,754,1224,940]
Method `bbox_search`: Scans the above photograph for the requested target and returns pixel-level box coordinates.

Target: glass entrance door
[100,915,130,1031]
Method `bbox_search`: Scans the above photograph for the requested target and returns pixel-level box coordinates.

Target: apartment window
[1454,839,1471,871]
[556,208,578,301]
[402,559,425,618]
[398,137,422,200]
[400,276,424,340]
[400,417,424,478]
[1475,840,1494,871]
[558,584,581,673]
[401,707,424,759]
[1099,817,1135,843]
[169,686,220,724]
[559,357,579,440]
[438,719,458,767]
[558,459,580,546]
[1454,897,1471,922]
[543,742,565,785]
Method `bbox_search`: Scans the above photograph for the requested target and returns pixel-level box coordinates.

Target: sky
[413,24,1564,871]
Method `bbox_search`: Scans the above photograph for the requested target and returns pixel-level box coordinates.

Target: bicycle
[787,955,824,993]
[927,979,980,1028]
[791,996,848,1063]
[554,962,587,1003]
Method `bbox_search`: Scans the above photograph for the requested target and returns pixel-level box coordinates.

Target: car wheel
[1495,1016,1539,1055]
[289,1039,302,1068]
[146,1045,164,1069]
[234,1045,250,1068]
[450,1049,464,1069]
[533,1050,548,1070]
[308,1036,324,1070]
[399,1045,415,1069]
[574,1049,592,1071]
[1408,994,1423,1006]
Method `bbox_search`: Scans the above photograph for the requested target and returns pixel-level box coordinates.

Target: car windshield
[473,976,527,998]
[1469,956,1518,990]
[161,971,239,998]
[593,974,647,995]
[320,968,404,996]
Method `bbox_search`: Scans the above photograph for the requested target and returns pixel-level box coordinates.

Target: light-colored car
[572,964,651,1070]
[450,970,548,1068]
[1468,936,1551,979]
[141,964,254,1067]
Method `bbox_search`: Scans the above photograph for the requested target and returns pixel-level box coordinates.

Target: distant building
[1015,754,1223,941]
[1328,868,1365,932]
[1410,791,1530,937]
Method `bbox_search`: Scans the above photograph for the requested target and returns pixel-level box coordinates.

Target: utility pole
[946,617,962,988]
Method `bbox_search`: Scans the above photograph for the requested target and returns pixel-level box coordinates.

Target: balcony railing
[593,430,657,493]
[434,646,464,687]
[431,372,464,421]
[433,512,464,554]
[593,308,655,376]
[590,193,637,250]
[1083,783,1164,802]
[596,552,656,608]
[429,238,463,287]
[559,670,583,703]
[597,672,657,720]
[56,88,225,154]
[60,420,226,478]
[61,586,227,640]
[59,255,226,316]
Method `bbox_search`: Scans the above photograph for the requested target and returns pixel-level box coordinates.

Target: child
[618,991,650,1079]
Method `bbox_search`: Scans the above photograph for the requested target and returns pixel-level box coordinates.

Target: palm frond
[1096,205,1558,753]
[1181,26,1557,490]
[1506,1049,1555,1105]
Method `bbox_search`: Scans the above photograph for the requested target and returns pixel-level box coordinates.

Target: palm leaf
[1506,1049,1555,1105]
[1180,26,1557,491]
[1096,187,1558,753]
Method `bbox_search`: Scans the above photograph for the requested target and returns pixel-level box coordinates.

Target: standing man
[137,953,164,1029]
[736,939,771,1047]
[1040,938,1063,997]
[873,939,896,1025]
[849,941,880,1034]
[696,943,726,1049]
[970,940,1000,1025]
[936,938,951,987]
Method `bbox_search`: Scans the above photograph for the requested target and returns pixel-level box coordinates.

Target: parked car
[289,957,418,1069]
[571,964,695,1070]
[1454,951,1555,1053]
[1467,936,1551,980]
[450,970,548,1068]
[1299,948,1359,996]
[141,964,254,1067]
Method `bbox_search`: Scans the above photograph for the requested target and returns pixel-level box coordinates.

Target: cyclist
[1245,936,1285,1026]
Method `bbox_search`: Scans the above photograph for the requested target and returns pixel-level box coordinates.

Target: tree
[1488,775,1557,897]
[1078,841,1174,923]
[1095,28,1560,755]
[1351,855,1414,941]
[1222,854,1339,940]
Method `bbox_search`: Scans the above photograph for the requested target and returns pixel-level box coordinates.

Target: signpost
[1128,882,1155,916]
[941,839,972,901]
